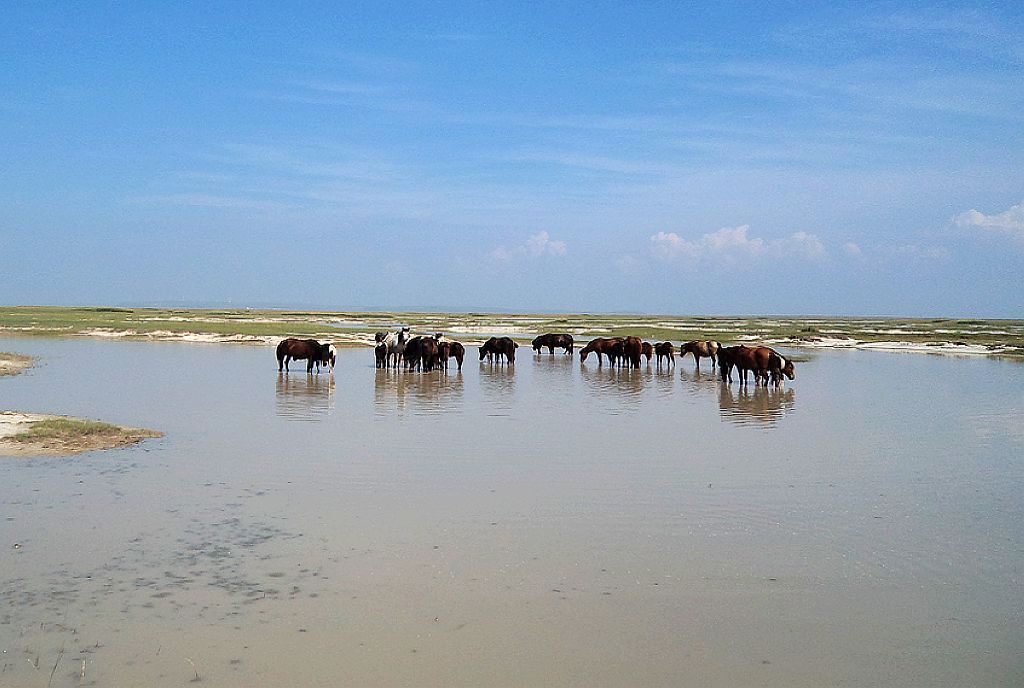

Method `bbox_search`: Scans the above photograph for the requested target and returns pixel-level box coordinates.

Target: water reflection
[373,369,464,414]
[579,364,648,405]
[275,372,335,421]
[478,364,516,415]
[717,384,796,426]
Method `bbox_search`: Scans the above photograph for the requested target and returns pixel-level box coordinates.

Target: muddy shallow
[1,338,1022,687]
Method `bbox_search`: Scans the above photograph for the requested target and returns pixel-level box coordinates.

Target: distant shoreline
[1,306,1021,358]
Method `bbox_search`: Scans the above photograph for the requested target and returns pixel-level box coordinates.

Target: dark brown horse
[374,342,388,368]
[479,336,517,365]
[641,341,654,365]
[681,340,721,372]
[654,342,675,368]
[277,338,336,374]
[532,333,574,355]
[716,345,744,383]
[578,337,622,366]
[402,336,441,371]
[436,340,466,371]
[622,336,643,369]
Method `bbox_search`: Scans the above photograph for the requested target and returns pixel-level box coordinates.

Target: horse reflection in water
[579,364,649,408]
[373,368,464,415]
[275,372,335,421]
[717,383,795,427]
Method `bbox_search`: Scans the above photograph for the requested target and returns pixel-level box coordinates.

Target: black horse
[531,333,574,355]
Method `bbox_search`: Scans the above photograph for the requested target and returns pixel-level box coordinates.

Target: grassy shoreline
[1,306,1021,357]
[0,412,163,457]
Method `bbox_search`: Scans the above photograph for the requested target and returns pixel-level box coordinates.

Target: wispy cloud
[492,231,567,261]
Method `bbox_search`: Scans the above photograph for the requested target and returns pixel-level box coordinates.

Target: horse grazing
[378,327,410,368]
[748,346,795,386]
[277,338,336,374]
[479,336,517,365]
[641,341,654,365]
[532,333,574,355]
[578,337,622,366]
[654,342,675,368]
[681,340,721,372]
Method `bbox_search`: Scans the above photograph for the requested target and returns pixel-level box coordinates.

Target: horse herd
[276,330,796,387]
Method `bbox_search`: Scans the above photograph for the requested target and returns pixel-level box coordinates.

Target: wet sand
[0,339,1021,687]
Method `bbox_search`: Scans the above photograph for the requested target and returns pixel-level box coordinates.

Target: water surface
[1,339,1021,687]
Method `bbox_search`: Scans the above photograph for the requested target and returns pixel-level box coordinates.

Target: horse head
[781,357,795,380]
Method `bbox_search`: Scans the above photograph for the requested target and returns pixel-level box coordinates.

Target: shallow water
[1,339,1022,687]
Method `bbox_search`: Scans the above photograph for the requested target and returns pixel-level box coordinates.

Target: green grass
[10,418,124,442]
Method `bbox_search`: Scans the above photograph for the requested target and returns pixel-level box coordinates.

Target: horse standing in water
[479,336,517,365]
[641,342,654,365]
[436,340,466,371]
[681,340,721,372]
[578,337,622,366]
[377,327,410,368]
[654,342,675,368]
[277,338,336,374]
[532,333,574,355]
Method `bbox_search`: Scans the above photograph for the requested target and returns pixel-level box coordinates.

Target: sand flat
[0,411,162,457]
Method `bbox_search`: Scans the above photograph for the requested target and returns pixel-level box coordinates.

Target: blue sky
[2,1,1022,316]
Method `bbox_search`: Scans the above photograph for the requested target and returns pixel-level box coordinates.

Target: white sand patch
[0,412,51,441]
[774,337,1014,356]
[447,325,529,335]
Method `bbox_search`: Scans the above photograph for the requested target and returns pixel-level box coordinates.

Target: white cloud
[526,231,567,256]
[492,231,567,261]
[842,241,862,256]
[774,231,826,259]
[953,202,1024,239]
[650,225,826,263]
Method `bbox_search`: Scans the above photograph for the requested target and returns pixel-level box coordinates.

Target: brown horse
[403,336,441,371]
[749,346,795,386]
[532,333,574,355]
[641,341,654,365]
[436,340,466,371]
[479,336,517,365]
[681,340,721,372]
[716,345,748,383]
[277,338,336,374]
[622,336,643,369]
[579,337,622,366]
[654,342,675,368]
